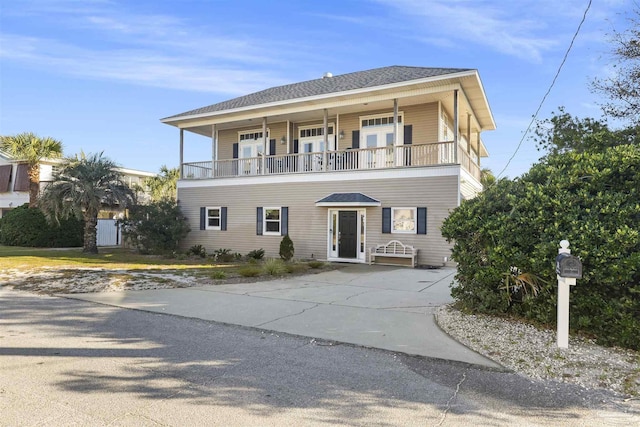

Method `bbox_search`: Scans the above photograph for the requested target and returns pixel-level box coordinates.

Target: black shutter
[200,207,206,230]
[293,139,299,153]
[256,207,263,235]
[269,139,276,156]
[221,207,227,231]
[417,207,427,235]
[382,208,391,233]
[403,125,413,166]
[403,125,413,144]
[352,130,360,149]
[281,207,288,236]
[232,143,239,159]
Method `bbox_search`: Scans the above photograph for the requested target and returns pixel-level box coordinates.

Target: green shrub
[213,248,237,263]
[441,144,640,350]
[308,260,325,269]
[279,234,295,261]
[238,265,262,277]
[119,200,190,255]
[0,204,83,247]
[210,270,227,280]
[286,262,308,274]
[187,244,207,258]
[246,248,265,260]
[263,258,286,276]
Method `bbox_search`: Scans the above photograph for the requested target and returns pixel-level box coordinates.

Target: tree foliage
[0,132,63,207]
[442,122,640,350]
[119,200,190,255]
[38,152,136,254]
[533,107,639,156]
[145,165,179,202]
[591,7,640,123]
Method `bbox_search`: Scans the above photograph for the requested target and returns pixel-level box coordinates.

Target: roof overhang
[315,193,381,207]
[162,70,496,134]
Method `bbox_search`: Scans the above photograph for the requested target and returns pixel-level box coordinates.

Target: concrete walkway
[65,264,502,369]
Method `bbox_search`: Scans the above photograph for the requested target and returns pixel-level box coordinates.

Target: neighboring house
[162,66,496,266]
[0,153,156,218]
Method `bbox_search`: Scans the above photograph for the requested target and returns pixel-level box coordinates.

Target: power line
[494,0,593,181]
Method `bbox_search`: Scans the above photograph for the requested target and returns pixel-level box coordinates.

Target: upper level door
[360,113,403,168]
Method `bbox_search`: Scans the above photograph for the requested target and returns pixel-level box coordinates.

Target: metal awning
[315,193,381,207]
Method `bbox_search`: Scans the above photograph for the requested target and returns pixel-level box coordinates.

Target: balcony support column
[179,128,184,179]
[323,108,328,171]
[453,89,459,163]
[262,117,267,175]
[211,124,216,178]
[466,113,471,154]
[393,98,398,166]
[476,131,481,167]
[286,120,291,154]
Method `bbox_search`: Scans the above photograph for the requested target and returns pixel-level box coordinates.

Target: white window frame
[359,112,403,128]
[206,206,221,230]
[391,207,417,234]
[263,207,281,236]
[238,128,270,157]
[298,123,335,152]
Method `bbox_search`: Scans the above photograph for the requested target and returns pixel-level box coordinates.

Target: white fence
[96,219,121,246]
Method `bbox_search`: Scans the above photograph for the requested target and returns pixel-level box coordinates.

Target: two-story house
[162,66,495,266]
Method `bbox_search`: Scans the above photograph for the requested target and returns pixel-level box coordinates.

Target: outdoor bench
[368,240,418,268]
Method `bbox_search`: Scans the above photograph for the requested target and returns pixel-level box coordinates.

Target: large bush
[119,200,190,254]
[441,144,640,349]
[0,204,83,247]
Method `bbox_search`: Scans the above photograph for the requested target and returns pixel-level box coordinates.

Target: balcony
[182,141,480,182]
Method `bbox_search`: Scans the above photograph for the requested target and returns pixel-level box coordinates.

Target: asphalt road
[1,288,638,426]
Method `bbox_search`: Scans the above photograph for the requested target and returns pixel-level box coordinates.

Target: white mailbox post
[556,240,582,348]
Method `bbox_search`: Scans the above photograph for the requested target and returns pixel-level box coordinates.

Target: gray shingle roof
[164,66,471,120]
[316,193,380,204]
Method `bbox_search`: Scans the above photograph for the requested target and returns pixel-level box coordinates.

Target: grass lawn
[0,246,230,271]
[0,246,333,294]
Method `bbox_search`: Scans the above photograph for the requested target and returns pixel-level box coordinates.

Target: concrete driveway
[66,264,501,369]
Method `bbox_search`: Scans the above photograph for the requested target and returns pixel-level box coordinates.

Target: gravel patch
[436,305,640,397]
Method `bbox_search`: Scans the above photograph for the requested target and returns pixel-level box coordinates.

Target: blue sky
[0,0,631,178]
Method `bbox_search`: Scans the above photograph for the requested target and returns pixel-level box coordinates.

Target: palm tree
[0,132,63,207]
[145,165,179,201]
[39,152,136,254]
[481,167,496,189]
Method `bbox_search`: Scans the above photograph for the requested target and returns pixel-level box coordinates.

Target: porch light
[339,130,345,139]
[280,136,287,144]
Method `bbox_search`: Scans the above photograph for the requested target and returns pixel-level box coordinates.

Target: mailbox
[556,253,582,279]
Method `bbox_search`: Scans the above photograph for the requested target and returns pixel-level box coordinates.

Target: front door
[338,211,358,258]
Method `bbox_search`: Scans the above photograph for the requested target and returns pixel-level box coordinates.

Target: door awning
[315,193,381,207]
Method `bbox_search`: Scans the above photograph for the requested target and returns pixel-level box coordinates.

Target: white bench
[369,240,418,268]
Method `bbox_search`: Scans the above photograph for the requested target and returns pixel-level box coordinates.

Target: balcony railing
[182,141,480,182]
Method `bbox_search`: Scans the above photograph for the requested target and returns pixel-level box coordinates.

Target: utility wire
[494,0,592,181]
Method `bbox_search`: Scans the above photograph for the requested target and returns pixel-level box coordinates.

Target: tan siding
[268,122,287,155]
[337,113,360,150]
[403,103,439,144]
[217,128,237,161]
[178,175,458,266]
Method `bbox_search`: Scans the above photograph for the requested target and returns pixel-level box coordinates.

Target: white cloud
[0,1,297,94]
[369,0,598,62]
[0,34,288,94]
